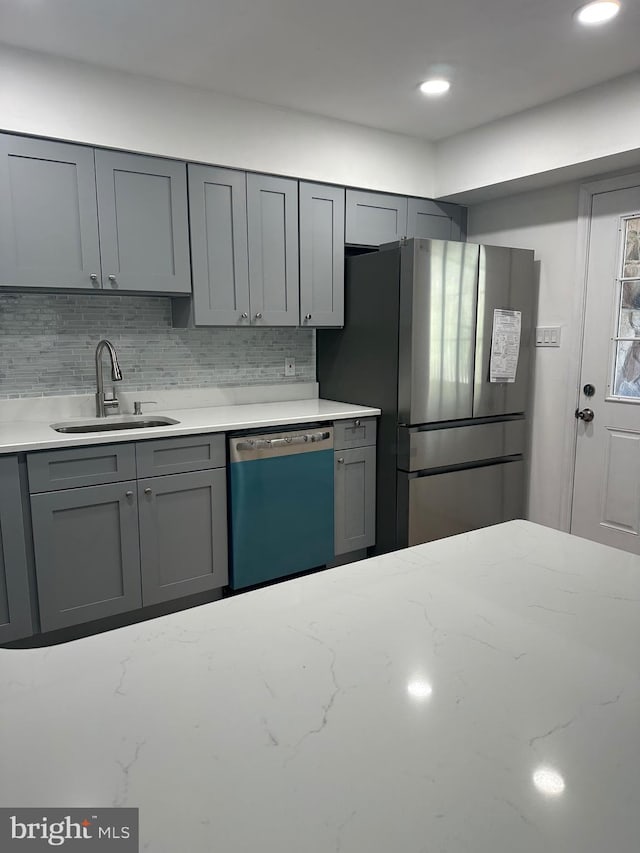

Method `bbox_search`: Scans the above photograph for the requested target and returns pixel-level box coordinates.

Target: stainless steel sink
[51,416,180,434]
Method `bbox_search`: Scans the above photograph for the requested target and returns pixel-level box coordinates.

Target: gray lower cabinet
[138,469,228,605]
[0,134,101,290]
[0,457,33,643]
[334,446,376,556]
[247,173,299,325]
[31,482,142,632]
[28,435,229,633]
[299,182,345,327]
[95,149,191,294]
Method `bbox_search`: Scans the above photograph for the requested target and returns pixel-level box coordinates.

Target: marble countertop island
[1,520,639,852]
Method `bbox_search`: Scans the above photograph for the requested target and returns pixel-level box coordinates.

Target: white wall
[0,45,435,197]
[436,72,640,202]
[468,182,582,530]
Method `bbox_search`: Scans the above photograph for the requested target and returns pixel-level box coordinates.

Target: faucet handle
[102,388,120,413]
[134,400,157,415]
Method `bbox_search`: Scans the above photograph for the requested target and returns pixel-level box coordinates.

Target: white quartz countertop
[0,398,379,454]
[2,520,640,852]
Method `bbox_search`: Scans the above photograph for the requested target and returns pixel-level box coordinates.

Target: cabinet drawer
[27,443,137,493]
[334,417,377,449]
[136,434,225,477]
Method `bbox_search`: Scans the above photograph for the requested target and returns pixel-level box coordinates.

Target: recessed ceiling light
[419,78,451,97]
[575,0,621,25]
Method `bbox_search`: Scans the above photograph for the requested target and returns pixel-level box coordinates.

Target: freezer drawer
[397,459,525,546]
[397,418,526,472]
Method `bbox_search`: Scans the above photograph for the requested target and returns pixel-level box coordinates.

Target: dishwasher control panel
[228,427,334,462]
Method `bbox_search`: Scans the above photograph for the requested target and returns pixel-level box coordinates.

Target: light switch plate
[285,357,296,376]
[535,326,561,347]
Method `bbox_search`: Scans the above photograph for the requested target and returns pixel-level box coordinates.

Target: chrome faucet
[95,339,123,417]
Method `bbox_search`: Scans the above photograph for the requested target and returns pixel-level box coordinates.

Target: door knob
[241,312,248,319]
[575,408,595,423]
[144,487,152,495]
[255,312,263,319]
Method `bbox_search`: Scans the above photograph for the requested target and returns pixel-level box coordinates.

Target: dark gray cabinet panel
[186,164,250,326]
[138,469,228,605]
[335,446,376,555]
[407,198,467,242]
[345,190,408,246]
[0,457,33,643]
[27,443,137,493]
[31,482,142,631]
[0,135,101,290]
[136,434,225,477]
[299,182,345,327]
[247,174,299,325]
[95,149,191,294]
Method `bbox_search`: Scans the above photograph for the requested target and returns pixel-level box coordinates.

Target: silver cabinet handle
[255,312,263,319]
[108,275,117,284]
[337,457,344,464]
[125,490,133,497]
[305,313,312,321]
[241,312,248,319]
[90,273,98,282]
[144,487,152,495]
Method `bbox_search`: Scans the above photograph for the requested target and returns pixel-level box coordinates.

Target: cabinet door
[138,469,228,606]
[0,457,32,643]
[407,198,467,242]
[299,183,345,327]
[95,150,191,294]
[334,446,376,555]
[31,482,141,631]
[0,134,101,290]
[247,174,299,325]
[345,190,408,246]
[188,164,250,326]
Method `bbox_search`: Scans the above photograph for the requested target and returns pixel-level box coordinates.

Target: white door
[572,182,640,551]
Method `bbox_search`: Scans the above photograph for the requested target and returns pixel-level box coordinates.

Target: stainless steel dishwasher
[228,426,334,589]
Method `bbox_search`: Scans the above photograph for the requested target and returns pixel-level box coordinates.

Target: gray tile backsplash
[0,293,315,398]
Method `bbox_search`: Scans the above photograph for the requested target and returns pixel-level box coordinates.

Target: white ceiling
[1,0,639,141]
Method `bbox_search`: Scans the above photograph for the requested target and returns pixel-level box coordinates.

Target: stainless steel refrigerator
[317,238,536,553]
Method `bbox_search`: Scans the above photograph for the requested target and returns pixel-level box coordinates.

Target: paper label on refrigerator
[490,309,521,383]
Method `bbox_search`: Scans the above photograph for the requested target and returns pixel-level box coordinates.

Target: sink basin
[51,416,180,434]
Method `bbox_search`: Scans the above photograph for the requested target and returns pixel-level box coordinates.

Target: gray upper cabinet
[299,182,345,327]
[0,135,101,290]
[0,457,33,643]
[138,469,228,606]
[247,174,299,325]
[345,190,408,246]
[407,198,467,242]
[31,481,142,632]
[185,165,250,326]
[95,149,191,294]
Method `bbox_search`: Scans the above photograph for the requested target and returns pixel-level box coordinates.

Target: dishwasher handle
[230,428,334,460]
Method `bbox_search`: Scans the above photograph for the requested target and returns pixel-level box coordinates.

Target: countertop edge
[0,399,381,455]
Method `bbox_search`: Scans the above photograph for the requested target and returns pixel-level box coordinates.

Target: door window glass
[612,216,640,398]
